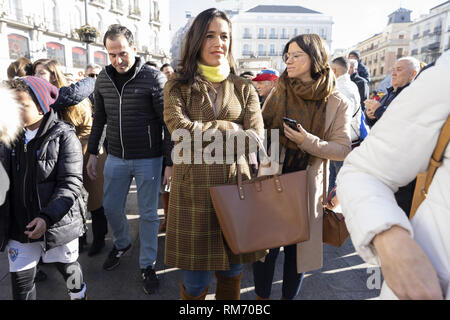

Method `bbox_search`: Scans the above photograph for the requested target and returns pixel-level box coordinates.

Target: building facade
[355,8,412,89]
[231,5,333,74]
[0,0,171,80]
[409,1,450,64]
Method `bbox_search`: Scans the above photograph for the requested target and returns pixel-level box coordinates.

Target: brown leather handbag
[410,116,450,220]
[322,161,349,247]
[210,165,310,255]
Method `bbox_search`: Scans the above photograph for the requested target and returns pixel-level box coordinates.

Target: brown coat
[163,74,266,271]
[295,91,352,273]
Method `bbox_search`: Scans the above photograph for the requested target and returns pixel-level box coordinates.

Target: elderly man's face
[391,60,416,90]
[253,80,276,99]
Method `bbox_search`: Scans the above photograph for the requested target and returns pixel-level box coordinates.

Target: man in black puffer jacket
[0,77,87,300]
[86,25,173,295]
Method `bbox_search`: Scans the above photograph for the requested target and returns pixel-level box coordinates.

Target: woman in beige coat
[254,34,352,300]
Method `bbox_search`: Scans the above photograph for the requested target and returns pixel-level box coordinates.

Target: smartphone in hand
[283,117,300,132]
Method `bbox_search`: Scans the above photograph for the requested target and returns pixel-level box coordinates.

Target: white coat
[336,73,361,142]
[336,50,450,299]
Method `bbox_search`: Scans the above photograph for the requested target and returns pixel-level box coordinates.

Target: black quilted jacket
[51,77,95,112]
[0,110,85,251]
[87,57,173,165]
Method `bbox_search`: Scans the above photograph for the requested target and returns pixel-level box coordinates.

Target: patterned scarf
[263,67,336,168]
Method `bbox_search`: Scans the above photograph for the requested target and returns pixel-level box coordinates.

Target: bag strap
[322,160,328,208]
[422,116,450,196]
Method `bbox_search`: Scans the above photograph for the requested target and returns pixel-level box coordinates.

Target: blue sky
[169,0,446,50]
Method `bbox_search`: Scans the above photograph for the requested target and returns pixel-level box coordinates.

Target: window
[94,51,107,66]
[243,27,251,39]
[70,6,82,33]
[51,0,61,32]
[270,28,276,39]
[8,34,30,59]
[72,47,87,68]
[399,34,405,39]
[9,0,24,22]
[46,42,66,66]
[258,28,264,38]
[258,44,264,55]
[294,28,298,36]
[270,44,275,55]
[243,44,250,55]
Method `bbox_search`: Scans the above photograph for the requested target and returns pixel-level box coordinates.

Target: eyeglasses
[88,73,98,78]
[282,52,307,63]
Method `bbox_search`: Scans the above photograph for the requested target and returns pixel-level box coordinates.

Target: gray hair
[397,56,421,73]
[85,63,102,72]
[0,85,22,147]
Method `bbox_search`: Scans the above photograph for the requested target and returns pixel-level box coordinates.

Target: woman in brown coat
[253,34,352,300]
[163,8,266,300]
[33,59,108,256]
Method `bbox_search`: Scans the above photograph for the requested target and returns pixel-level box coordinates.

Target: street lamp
[75,0,100,65]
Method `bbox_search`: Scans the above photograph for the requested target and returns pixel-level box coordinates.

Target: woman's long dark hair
[177,8,236,84]
[280,34,331,82]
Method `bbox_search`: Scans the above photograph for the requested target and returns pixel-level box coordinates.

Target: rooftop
[246,5,321,14]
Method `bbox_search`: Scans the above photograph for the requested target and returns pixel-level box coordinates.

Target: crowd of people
[0,8,448,301]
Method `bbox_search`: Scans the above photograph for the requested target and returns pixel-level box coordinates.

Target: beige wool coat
[263,90,352,273]
[163,73,267,271]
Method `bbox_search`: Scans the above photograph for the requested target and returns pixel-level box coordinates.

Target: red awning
[72,47,86,55]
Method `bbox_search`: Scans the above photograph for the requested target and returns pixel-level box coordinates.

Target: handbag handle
[236,164,283,200]
[322,160,328,208]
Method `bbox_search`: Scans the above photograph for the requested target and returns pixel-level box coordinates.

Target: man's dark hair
[239,71,254,78]
[145,61,158,68]
[332,56,349,70]
[349,50,361,61]
[160,63,171,71]
[103,24,135,47]
[5,79,41,112]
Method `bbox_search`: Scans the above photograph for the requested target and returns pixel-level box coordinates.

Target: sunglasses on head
[88,73,98,78]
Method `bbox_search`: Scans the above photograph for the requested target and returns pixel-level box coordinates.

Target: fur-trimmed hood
[0,85,22,147]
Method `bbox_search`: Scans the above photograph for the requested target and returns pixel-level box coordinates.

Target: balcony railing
[90,0,106,7]
[243,34,252,39]
[413,34,420,40]
[423,30,430,37]
[269,35,278,39]
[428,42,441,50]
[242,51,254,56]
[257,34,267,39]
[281,35,290,39]
[268,52,279,56]
[257,51,267,56]
[433,27,442,35]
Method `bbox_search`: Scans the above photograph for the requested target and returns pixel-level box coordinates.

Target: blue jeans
[252,244,304,300]
[103,155,162,269]
[328,160,344,196]
[181,264,243,297]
